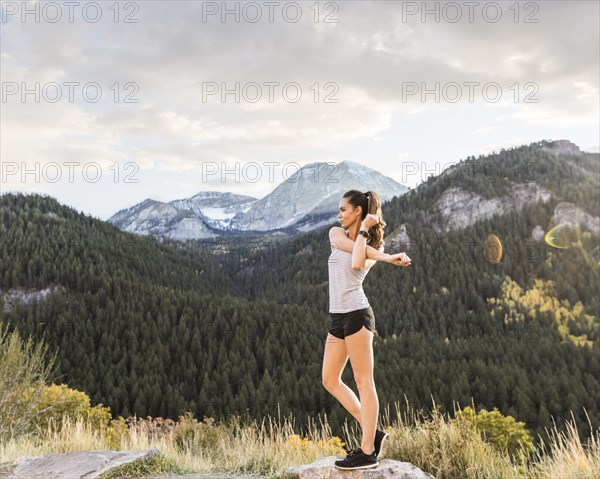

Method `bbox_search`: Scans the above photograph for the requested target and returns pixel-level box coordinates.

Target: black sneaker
[374,428,390,459]
[334,447,379,470]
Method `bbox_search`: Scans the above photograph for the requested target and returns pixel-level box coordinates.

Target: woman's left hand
[362,214,379,229]
[387,252,412,267]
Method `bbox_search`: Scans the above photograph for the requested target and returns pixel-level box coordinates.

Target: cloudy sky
[1,0,598,221]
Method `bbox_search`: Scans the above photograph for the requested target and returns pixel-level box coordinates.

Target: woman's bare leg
[345,325,377,455]
[322,333,363,425]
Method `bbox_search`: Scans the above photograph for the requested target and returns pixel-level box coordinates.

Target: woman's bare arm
[329,227,389,264]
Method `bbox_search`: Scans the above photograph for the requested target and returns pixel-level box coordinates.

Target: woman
[323,189,411,470]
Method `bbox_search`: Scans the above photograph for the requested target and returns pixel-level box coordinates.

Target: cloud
[1,0,598,218]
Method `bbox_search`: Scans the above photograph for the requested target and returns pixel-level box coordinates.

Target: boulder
[4,448,159,479]
[287,456,436,478]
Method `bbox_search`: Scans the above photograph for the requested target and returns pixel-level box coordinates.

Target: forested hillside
[1,140,598,447]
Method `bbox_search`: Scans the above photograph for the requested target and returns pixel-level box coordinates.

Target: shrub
[0,323,56,441]
[173,411,229,459]
[22,383,113,439]
[452,406,534,462]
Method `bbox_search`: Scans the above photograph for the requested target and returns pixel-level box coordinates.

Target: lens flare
[545,224,598,269]
[484,234,503,264]
[545,224,581,249]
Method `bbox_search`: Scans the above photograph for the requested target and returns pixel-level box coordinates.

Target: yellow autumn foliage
[487,277,594,346]
[22,383,114,439]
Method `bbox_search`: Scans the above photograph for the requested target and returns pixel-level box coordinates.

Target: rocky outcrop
[287,456,435,478]
[0,285,66,314]
[4,449,159,479]
[384,224,412,251]
[549,201,600,234]
[427,182,555,233]
[538,139,582,156]
[532,225,545,242]
[530,201,600,243]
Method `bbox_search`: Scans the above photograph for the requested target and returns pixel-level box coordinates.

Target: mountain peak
[338,160,370,171]
[108,161,408,238]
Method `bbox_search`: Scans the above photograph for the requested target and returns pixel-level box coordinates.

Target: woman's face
[337,197,361,228]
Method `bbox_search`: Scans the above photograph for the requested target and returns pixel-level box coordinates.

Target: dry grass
[520,410,600,479]
[0,399,598,479]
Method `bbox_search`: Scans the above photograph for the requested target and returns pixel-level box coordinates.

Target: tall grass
[1,398,598,479]
[522,409,600,479]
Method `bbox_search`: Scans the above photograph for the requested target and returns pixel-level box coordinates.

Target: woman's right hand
[387,252,412,266]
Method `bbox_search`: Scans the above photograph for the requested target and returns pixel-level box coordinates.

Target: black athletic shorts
[329,306,376,339]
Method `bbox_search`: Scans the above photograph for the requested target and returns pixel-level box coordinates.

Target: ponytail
[342,189,386,250]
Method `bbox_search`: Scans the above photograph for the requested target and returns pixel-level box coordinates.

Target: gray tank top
[328,230,373,313]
